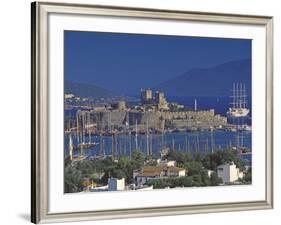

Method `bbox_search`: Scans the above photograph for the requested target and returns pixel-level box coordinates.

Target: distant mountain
[154,59,251,97]
[65,81,119,98]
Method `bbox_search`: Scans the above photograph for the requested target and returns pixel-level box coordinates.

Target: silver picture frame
[31,1,273,223]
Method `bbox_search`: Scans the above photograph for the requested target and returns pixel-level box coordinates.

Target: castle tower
[140,88,153,105]
[156,91,168,110]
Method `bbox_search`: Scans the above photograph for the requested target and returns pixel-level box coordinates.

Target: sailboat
[69,133,87,162]
[227,83,250,118]
[75,110,98,150]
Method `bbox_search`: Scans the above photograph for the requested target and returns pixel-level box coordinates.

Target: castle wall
[81,109,226,131]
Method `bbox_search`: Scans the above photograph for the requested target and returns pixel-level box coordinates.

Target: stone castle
[74,89,227,132]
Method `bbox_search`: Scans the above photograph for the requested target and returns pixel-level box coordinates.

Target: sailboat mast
[69,134,73,161]
[126,113,131,158]
[111,132,114,157]
[196,133,199,153]
[211,129,214,153]
[232,83,236,109]
[206,137,209,153]
[243,83,246,108]
[238,83,240,108]
[129,128,132,158]
[81,112,84,144]
[241,130,244,147]
[146,119,149,157]
[84,112,86,144]
[135,120,138,150]
[89,112,91,143]
[113,135,117,160]
[237,131,240,148]
[235,83,238,109]
[76,111,80,144]
[240,83,243,108]
[150,134,153,156]
[100,133,103,157]
[88,129,91,144]
[185,135,188,152]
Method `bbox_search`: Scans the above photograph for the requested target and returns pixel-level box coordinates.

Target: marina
[65,129,251,161]
[65,84,252,163]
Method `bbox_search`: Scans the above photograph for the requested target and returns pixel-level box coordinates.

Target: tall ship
[227,83,250,118]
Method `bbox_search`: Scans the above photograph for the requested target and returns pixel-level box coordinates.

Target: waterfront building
[76,108,227,133]
[74,88,228,132]
[133,165,186,187]
[217,162,244,183]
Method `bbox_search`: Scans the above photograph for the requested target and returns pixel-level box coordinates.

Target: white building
[134,165,186,187]
[108,178,125,191]
[157,159,176,167]
[217,162,244,183]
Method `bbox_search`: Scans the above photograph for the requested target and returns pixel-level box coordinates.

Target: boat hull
[227,108,249,118]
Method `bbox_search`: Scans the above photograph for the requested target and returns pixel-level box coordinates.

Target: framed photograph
[31,1,273,223]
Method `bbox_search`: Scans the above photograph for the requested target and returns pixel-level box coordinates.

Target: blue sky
[65,31,251,95]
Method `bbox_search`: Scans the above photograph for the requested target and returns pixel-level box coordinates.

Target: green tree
[131,150,145,169]
[180,176,193,187]
[147,179,163,189]
[117,156,134,183]
[64,165,84,193]
[166,151,192,164]
[185,161,203,176]
[194,153,202,162]
[192,174,202,186]
[202,150,245,171]
[210,172,223,186]
[239,167,252,184]
[200,170,211,186]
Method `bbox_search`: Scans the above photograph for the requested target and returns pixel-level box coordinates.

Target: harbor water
[64,130,251,160]
[64,96,252,162]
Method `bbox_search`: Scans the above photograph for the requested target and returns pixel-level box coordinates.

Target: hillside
[154,59,251,97]
[65,81,119,98]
